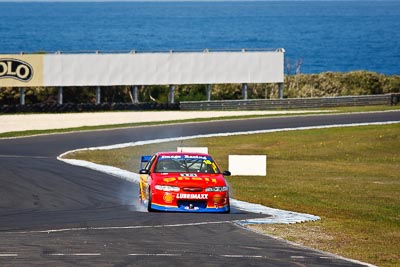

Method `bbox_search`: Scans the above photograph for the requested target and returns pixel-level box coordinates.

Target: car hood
[151,172,227,187]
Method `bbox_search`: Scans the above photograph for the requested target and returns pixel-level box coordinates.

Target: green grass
[65,123,400,267]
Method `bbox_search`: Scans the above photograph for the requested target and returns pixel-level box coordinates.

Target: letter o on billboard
[16,64,30,80]
[0,59,33,82]
[0,62,7,76]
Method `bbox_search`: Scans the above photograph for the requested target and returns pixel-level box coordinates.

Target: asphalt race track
[1,111,399,266]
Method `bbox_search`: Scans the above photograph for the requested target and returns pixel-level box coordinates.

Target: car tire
[147,189,153,212]
[225,205,231,214]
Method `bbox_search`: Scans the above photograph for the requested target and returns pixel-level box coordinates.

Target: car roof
[155,151,210,157]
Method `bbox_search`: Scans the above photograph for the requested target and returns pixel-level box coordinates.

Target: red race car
[139,152,231,213]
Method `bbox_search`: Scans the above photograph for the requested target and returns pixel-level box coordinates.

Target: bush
[285,71,400,98]
[1,71,399,109]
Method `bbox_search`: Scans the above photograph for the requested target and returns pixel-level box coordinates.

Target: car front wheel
[147,189,153,212]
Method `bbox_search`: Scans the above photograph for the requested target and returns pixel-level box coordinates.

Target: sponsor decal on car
[163,177,177,183]
[183,155,208,160]
[160,155,182,159]
[163,192,174,203]
[180,173,197,177]
[159,155,210,160]
[163,177,218,183]
[212,194,224,204]
[176,193,208,200]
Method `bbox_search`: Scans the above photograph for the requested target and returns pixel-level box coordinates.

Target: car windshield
[154,155,220,174]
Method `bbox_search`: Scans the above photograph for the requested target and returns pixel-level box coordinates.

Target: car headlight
[154,185,180,192]
[205,186,228,192]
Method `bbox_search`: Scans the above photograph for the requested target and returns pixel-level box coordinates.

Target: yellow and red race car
[139,152,231,213]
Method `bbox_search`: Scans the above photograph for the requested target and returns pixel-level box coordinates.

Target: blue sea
[0,1,399,74]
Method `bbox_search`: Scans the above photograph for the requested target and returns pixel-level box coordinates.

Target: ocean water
[0,1,399,74]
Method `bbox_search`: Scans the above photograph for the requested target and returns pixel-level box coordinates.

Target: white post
[96,86,101,104]
[133,85,139,104]
[242,83,248,100]
[278,83,284,99]
[169,85,175,104]
[19,88,25,105]
[58,87,63,104]
[206,84,211,101]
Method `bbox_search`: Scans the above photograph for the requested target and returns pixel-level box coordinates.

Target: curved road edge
[58,120,400,225]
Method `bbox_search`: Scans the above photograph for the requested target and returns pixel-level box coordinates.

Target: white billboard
[0,50,284,87]
[229,155,267,176]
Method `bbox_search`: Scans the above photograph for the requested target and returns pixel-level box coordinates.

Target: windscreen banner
[0,51,284,87]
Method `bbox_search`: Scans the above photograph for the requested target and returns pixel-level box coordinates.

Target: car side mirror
[222,170,231,176]
[139,169,149,174]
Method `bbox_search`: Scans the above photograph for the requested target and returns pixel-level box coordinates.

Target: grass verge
[65,123,400,267]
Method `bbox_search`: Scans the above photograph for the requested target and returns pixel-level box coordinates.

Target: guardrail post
[391,93,399,106]
[133,85,139,104]
[58,87,63,105]
[96,86,101,104]
[169,85,175,104]
[168,50,174,104]
[242,83,248,100]
[278,83,284,99]
[19,88,25,105]
[206,84,211,101]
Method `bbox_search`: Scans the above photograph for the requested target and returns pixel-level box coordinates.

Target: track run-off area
[0,110,399,266]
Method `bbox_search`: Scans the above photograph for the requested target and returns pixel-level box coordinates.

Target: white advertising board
[43,51,284,86]
[228,155,267,176]
[1,50,284,87]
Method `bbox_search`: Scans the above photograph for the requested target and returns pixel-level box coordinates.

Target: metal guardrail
[180,94,396,111]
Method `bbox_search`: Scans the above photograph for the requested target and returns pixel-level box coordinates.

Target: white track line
[47,253,101,256]
[7,221,231,234]
[0,253,18,257]
[221,255,264,258]
[128,254,181,257]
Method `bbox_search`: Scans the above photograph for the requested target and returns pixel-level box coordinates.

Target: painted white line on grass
[57,120,400,225]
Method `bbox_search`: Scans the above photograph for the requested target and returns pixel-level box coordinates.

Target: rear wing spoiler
[139,155,152,170]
